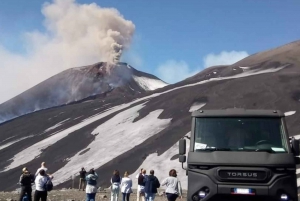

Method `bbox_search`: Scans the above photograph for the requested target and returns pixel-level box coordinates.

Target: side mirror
[291,137,300,156]
[179,139,186,155]
[179,155,186,163]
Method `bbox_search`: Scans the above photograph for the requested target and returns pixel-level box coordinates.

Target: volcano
[0,62,168,124]
[0,40,300,191]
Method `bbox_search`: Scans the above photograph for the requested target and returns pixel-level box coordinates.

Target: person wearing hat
[19,167,34,201]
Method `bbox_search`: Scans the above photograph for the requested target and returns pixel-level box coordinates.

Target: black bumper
[187,171,298,201]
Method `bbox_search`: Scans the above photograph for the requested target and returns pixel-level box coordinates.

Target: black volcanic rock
[0,62,167,123]
[0,40,300,191]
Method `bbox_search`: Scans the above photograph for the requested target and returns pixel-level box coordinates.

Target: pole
[72,174,75,189]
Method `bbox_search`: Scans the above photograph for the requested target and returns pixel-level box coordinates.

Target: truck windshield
[194,117,288,153]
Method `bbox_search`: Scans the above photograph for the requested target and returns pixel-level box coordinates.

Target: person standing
[79,167,87,191]
[85,169,98,201]
[136,168,143,201]
[161,169,182,201]
[111,170,121,201]
[19,167,34,201]
[144,170,160,201]
[34,169,50,201]
[138,169,146,201]
[120,171,132,201]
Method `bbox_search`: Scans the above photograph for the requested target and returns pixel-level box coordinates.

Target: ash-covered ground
[0,188,186,201]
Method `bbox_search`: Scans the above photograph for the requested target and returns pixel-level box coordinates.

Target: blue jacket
[144,175,160,194]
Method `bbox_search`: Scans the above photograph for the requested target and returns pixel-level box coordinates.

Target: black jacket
[144,175,160,193]
[111,175,121,183]
[79,170,87,179]
[138,174,145,186]
[19,172,34,187]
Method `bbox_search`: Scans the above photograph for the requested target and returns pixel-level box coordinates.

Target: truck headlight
[280,194,288,200]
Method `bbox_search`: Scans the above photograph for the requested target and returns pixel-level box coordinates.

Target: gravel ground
[0,189,186,201]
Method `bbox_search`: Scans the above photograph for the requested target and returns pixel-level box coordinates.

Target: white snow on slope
[2,65,287,172]
[52,103,171,185]
[284,111,296,116]
[189,103,206,112]
[131,132,190,190]
[44,118,70,133]
[2,103,146,172]
[239,66,250,70]
[0,135,34,151]
[133,75,168,91]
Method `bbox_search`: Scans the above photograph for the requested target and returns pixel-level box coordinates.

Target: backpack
[44,178,53,191]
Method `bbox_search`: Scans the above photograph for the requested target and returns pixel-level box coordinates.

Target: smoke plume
[0,0,135,104]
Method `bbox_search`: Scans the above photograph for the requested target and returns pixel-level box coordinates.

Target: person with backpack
[111,170,121,201]
[144,170,160,201]
[79,167,87,191]
[85,168,98,201]
[34,169,52,201]
[161,169,182,201]
[120,171,133,201]
[19,167,34,201]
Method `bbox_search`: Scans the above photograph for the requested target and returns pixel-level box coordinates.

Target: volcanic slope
[0,62,168,124]
[1,40,300,191]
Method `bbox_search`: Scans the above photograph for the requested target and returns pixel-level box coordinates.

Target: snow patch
[52,103,171,185]
[0,135,34,151]
[133,75,168,91]
[284,111,296,116]
[131,132,190,190]
[239,66,250,70]
[44,118,70,133]
[189,103,206,112]
[74,116,84,120]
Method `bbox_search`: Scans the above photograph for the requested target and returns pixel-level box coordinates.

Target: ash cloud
[0,0,135,104]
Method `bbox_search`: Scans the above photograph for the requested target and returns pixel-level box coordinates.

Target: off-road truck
[179,109,300,201]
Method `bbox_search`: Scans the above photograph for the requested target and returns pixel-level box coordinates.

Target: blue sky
[0,0,300,102]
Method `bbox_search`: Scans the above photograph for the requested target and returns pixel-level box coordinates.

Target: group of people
[107,168,182,201]
[19,163,182,201]
[18,162,53,201]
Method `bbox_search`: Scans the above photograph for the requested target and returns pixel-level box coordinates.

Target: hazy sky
[0,0,300,103]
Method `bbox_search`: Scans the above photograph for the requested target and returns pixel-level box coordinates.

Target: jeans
[79,178,86,190]
[166,193,178,201]
[111,184,120,201]
[86,193,96,201]
[19,186,32,201]
[122,193,130,201]
[145,193,156,201]
[33,190,47,201]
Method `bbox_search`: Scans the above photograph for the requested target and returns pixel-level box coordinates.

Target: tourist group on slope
[78,167,183,201]
[18,162,182,201]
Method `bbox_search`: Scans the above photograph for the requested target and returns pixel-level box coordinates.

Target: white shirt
[35,175,48,191]
[35,167,48,177]
[121,177,132,193]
